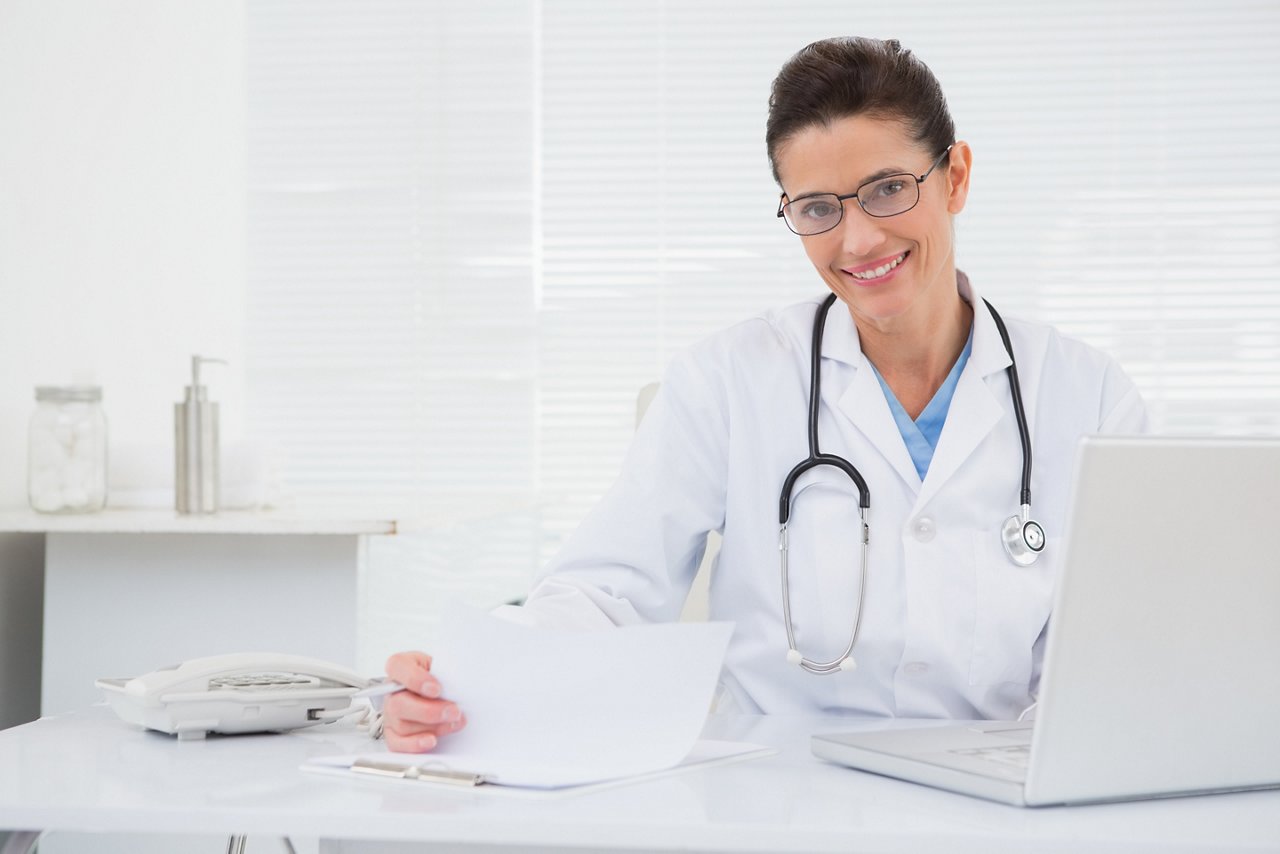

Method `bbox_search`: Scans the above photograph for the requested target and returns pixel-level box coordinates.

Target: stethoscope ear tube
[779,502,869,674]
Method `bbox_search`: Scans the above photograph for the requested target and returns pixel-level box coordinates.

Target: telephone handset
[96,652,373,740]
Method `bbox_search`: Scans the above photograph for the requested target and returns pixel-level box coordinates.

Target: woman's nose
[838,202,888,257]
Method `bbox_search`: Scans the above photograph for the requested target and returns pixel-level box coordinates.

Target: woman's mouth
[843,251,909,284]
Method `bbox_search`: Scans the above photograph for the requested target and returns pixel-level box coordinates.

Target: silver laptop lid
[1026,436,1280,805]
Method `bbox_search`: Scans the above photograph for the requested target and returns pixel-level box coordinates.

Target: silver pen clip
[351,758,487,787]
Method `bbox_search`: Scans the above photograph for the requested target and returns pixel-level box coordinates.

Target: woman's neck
[855,293,973,420]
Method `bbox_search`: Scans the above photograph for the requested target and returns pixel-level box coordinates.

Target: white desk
[1,705,1276,853]
[0,509,397,716]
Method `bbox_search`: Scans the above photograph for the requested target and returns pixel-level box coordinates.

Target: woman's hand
[381,651,467,752]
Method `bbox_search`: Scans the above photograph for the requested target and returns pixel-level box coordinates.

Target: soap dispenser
[175,355,228,514]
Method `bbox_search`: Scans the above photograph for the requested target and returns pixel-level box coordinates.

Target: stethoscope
[779,293,1045,675]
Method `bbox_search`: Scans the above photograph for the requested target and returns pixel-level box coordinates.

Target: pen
[353,679,407,700]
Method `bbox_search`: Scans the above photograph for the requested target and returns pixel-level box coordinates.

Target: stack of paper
[304,609,769,790]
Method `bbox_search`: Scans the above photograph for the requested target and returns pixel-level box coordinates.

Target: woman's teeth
[850,252,907,280]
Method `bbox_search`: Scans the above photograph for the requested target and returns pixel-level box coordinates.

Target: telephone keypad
[210,672,323,690]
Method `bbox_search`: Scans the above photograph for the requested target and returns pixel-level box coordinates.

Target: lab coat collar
[821,292,920,492]
[837,348,922,492]
[818,298,863,367]
[956,271,1014,380]
[821,271,1015,501]
[916,271,1014,509]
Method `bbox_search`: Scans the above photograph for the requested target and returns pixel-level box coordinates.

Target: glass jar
[28,385,108,514]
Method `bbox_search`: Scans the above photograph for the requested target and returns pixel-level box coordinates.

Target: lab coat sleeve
[1097,357,1150,434]
[509,343,731,629]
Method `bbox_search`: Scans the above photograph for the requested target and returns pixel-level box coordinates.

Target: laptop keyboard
[950,743,1031,770]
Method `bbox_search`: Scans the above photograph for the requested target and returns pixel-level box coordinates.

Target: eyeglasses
[776,144,954,236]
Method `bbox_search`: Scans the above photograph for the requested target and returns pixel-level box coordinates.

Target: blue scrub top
[869,325,974,481]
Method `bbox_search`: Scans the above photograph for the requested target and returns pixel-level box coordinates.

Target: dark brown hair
[765,37,955,185]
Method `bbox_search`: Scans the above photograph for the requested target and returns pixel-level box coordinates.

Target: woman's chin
[840,289,914,325]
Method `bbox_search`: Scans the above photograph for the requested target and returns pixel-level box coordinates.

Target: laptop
[812,435,1280,806]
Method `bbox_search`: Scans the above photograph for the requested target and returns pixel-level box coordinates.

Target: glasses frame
[776,144,955,236]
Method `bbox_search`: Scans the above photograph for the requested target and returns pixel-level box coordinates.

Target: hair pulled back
[766,37,955,185]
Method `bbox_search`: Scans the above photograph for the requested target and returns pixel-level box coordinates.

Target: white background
[0,0,246,728]
[1,1,1278,717]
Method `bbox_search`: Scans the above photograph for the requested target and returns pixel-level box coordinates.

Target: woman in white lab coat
[381,36,1147,752]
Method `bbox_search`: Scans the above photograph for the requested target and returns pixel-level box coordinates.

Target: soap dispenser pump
[175,355,228,514]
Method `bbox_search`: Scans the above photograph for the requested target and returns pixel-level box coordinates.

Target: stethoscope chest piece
[1001,505,1046,567]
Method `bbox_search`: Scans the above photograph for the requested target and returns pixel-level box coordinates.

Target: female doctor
[382,36,1148,753]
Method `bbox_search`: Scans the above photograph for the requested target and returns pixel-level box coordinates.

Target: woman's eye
[869,179,907,199]
[800,200,838,219]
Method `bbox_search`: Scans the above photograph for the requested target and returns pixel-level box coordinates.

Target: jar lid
[35,385,102,403]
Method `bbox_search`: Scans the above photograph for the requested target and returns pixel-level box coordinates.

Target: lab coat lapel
[915,283,1013,510]
[823,305,923,494]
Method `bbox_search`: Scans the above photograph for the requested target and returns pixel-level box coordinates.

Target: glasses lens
[783,194,842,235]
[858,175,919,217]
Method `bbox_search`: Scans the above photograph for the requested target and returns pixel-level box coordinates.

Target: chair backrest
[636,382,661,427]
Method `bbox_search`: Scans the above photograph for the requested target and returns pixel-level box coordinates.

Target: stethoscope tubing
[778,293,1036,675]
[983,298,1033,506]
[779,293,869,525]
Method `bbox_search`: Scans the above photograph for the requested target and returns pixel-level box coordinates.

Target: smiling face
[775,114,971,332]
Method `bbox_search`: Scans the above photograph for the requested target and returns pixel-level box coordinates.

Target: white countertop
[0,508,397,536]
[0,494,542,536]
[1,706,1276,852]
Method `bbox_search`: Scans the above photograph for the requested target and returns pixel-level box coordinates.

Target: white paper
[308,609,736,788]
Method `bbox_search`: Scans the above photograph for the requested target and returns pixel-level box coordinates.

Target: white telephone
[96,653,373,740]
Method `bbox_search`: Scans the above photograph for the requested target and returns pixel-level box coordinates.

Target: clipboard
[301,739,775,798]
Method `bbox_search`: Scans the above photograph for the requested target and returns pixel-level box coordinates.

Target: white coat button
[911,516,936,543]
[904,662,930,675]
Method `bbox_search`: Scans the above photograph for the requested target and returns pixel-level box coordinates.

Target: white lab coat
[511,273,1148,720]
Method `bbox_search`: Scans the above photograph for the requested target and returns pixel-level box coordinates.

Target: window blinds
[246,0,1280,658]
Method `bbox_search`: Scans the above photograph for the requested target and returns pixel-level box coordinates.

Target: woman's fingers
[380,650,465,753]
[385,650,443,699]
[385,727,439,753]
[384,692,464,728]
[383,710,468,753]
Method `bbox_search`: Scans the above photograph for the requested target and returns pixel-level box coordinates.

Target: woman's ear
[945,141,973,215]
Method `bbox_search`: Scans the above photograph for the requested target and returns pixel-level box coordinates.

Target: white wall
[0,0,247,728]
[0,0,248,505]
